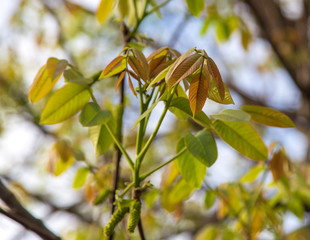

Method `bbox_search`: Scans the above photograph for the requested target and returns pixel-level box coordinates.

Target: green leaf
[204,189,216,209]
[64,69,93,85]
[208,78,234,105]
[73,167,90,189]
[211,109,250,122]
[28,58,68,103]
[40,83,91,124]
[170,97,212,128]
[177,138,206,188]
[213,120,268,161]
[96,0,116,24]
[242,105,295,128]
[186,0,204,17]
[240,165,265,183]
[79,102,112,127]
[89,117,116,157]
[185,129,218,167]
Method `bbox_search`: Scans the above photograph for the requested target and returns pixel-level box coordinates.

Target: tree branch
[0,178,61,240]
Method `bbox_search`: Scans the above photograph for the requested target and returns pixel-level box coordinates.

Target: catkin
[104,207,129,237]
[127,200,141,233]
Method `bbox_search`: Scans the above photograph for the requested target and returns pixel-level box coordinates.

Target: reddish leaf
[167,54,203,89]
[132,48,149,81]
[207,57,225,100]
[268,149,291,181]
[128,70,140,82]
[149,55,167,77]
[189,69,209,116]
[127,74,137,96]
[166,47,196,81]
[128,56,148,82]
[115,71,126,90]
[147,47,168,61]
[168,48,181,58]
[102,55,125,76]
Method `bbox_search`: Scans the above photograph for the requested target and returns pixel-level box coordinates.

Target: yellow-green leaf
[211,109,250,122]
[73,167,90,189]
[64,69,93,85]
[240,165,265,183]
[185,129,218,167]
[186,0,204,17]
[40,83,91,124]
[169,97,212,128]
[79,102,112,126]
[96,0,116,24]
[89,117,116,157]
[100,56,126,78]
[241,105,295,128]
[177,138,206,188]
[213,120,268,161]
[28,58,68,103]
[208,77,234,105]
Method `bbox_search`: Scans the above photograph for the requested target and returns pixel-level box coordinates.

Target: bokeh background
[0,0,310,239]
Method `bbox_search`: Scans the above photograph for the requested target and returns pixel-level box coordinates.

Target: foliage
[1,0,309,240]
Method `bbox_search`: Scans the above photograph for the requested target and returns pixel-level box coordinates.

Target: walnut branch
[0,178,61,240]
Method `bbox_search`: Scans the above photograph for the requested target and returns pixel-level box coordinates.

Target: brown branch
[0,178,61,240]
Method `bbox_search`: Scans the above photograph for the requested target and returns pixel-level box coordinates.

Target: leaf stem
[145,0,171,16]
[135,87,176,169]
[88,88,98,104]
[105,123,134,169]
[140,147,186,181]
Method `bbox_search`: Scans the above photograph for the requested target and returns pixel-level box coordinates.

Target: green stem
[145,0,171,16]
[105,123,134,169]
[136,87,176,166]
[140,147,186,181]
[88,88,98,104]
[119,182,135,198]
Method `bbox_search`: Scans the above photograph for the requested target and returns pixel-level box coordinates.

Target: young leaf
[240,165,265,183]
[64,68,93,85]
[177,138,206,188]
[166,47,196,81]
[115,71,126,90]
[268,149,290,181]
[89,117,116,157]
[185,130,218,167]
[213,120,268,161]
[206,57,225,100]
[100,56,126,78]
[167,54,203,89]
[211,109,250,122]
[28,58,68,103]
[79,102,112,127]
[128,56,148,82]
[169,97,212,128]
[40,83,91,124]
[132,48,149,80]
[208,76,234,104]
[241,105,295,128]
[73,167,90,189]
[147,47,168,61]
[189,68,209,116]
[127,74,137,96]
[147,64,172,91]
[204,189,217,209]
[96,0,116,24]
[186,0,204,17]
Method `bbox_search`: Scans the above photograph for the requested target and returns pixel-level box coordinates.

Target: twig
[0,178,61,240]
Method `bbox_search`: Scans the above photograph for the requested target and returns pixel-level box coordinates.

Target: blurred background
[0,0,310,239]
